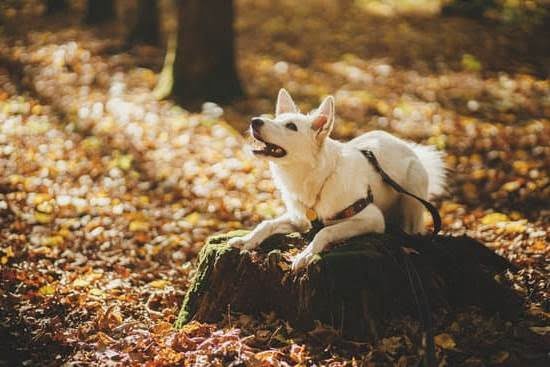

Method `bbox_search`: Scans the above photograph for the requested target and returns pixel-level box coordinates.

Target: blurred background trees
[85,0,115,25]
[46,0,67,14]
[126,0,160,47]
[2,0,547,106]
[170,0,243,104]
[442,0,549,26]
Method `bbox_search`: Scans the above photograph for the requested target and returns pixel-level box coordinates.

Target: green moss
[175,230,248,328]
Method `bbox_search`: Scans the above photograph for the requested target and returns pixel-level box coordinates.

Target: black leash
[360,149,442,237]
[359,149,439,367]
[400,245,437,367]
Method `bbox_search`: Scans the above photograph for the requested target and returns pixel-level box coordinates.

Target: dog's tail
[409,143,447,199]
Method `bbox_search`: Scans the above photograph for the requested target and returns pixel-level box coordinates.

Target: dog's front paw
[291,249,316,272]
[228,235,261,250]
[228,236,246,248]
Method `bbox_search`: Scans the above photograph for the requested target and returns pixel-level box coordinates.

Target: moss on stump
[176,231,521,340]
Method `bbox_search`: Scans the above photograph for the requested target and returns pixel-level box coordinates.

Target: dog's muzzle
[249,118,286,158]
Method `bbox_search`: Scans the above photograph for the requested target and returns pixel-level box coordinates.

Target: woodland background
[0,0,548,366]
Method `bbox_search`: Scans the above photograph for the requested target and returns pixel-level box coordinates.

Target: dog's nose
[251,118,264,130]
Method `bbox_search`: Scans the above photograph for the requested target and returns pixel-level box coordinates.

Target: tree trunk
[126,0,160,46]
[441,0,496,18]
[176,231,522,340]
[46,0,67,14]
[85,0,115,25]
[170,0,243,104]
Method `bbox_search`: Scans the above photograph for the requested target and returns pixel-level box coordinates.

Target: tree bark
[126,0,160,46]
[176,231,522,340]
[441,0,496,18]
[85,0,115,25]
[46,0,67,14]
[170,0,243,104]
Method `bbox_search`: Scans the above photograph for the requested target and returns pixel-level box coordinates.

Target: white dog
[229,89,446,271]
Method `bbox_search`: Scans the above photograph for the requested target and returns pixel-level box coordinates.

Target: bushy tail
[409,143,447,199]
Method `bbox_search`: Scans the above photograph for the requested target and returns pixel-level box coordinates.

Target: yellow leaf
[502,181,521,192]
[441,201,462,214]
[481,213,509,225]
[512,161,529,175]
[149,279,169,289]
[31,104,42,115]
[502,220,527,234]
[461,54,482,72]
[58,228,71,238]
[33,193,52,205]
[36,201,54,214]
[129,220,150,232]
[90,288,105,297]
[35,211,53,224]
[434,333,456,350]
[82,136,102,151]
[42,235,64,247]
[3,246,14,258]
[471,169,486,180]
[39,283,57,296]
[8,174,24,185]
[110,152,133,171]
[184,212,201,225]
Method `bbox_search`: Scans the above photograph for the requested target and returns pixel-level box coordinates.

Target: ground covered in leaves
[0,1,549,366]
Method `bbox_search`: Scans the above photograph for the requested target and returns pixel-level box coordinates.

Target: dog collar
[307,185,374,224]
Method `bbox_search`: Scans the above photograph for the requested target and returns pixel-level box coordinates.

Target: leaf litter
[0,1,549,366]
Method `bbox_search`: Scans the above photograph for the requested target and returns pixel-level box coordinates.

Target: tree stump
[175,231,522,340]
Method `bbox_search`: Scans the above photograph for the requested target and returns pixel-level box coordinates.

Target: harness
[306,149,442,239]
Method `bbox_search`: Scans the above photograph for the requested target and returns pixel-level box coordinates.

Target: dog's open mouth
[250,130,286,158]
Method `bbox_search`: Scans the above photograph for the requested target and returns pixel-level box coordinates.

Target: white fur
[229,89,446,271]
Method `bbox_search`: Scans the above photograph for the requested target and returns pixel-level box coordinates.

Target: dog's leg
[401,197,425,234]
[291,205,385,271]
[228,213,310,250]
[401,159,429,234]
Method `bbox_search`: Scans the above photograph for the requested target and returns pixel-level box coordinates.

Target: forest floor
[0,1,549,366]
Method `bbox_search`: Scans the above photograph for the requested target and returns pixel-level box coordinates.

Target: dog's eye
[285,122,298,131]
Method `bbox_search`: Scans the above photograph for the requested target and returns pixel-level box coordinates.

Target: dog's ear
[312,96,335,143]
[276,88,298,116]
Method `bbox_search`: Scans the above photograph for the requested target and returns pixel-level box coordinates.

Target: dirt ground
[0,1,548,366]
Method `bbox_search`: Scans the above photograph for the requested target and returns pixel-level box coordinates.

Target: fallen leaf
[149,279,169,289]
[481,212,509,225]
[38,283,56,296]
[434,333,456,350]
[35,211,53,224]
[129,220,150,232]
[490,351,509,364]
[529,326,550,335]
[183,212,201,225]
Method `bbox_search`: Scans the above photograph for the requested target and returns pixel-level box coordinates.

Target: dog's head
[249,89,335,165]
